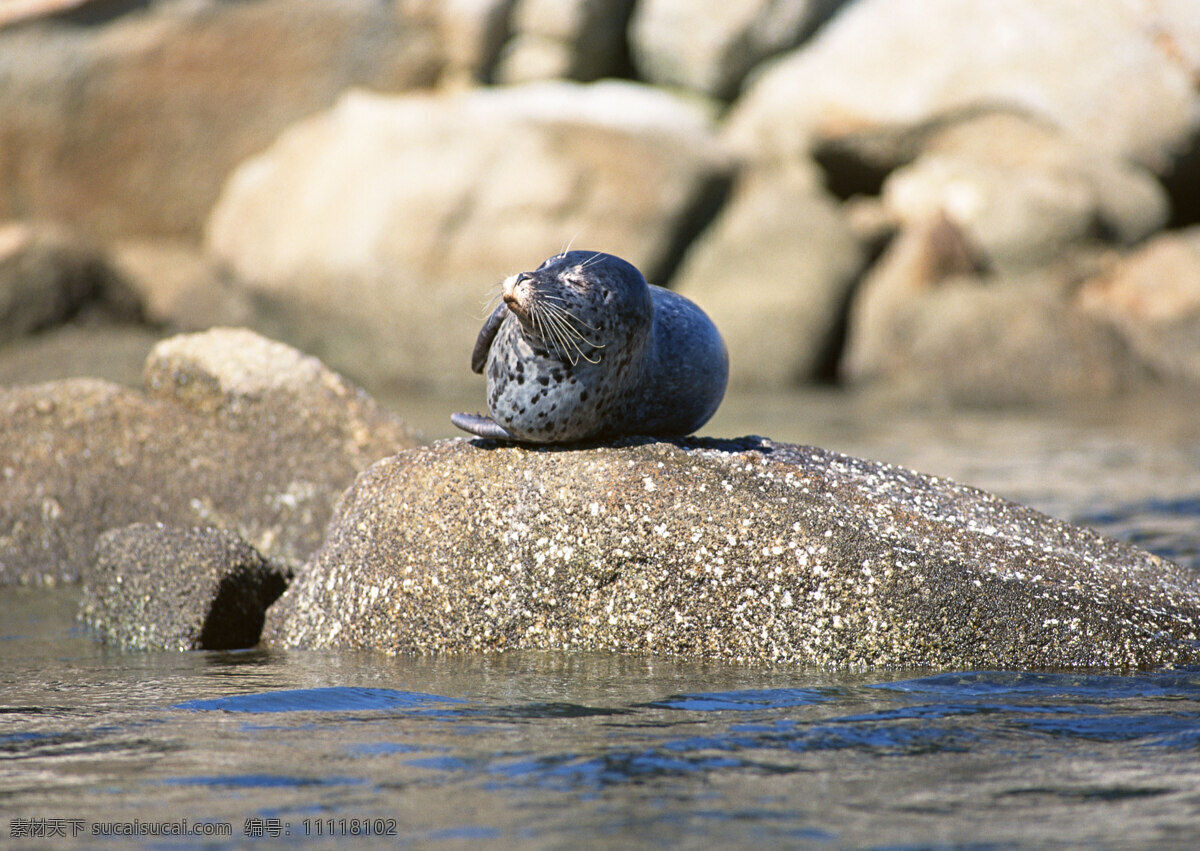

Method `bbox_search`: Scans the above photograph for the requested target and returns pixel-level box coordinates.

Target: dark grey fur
[451,251,728,443]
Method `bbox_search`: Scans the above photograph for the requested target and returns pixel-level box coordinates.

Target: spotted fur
[452,251,728,443]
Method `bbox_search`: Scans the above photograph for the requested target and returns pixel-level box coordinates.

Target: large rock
[631,0,843,100]
[265,437,1200,669]
[109,239,254,332]
[0,328,416,585]
[673,164,864,388]
[879,111,1169,272]
[206,82,729,394]
[0,0,441,239]
[1077,227,1200,384]
[0,219,117,345]
[0,0,94,27]
[840,213,976,386]
[404,0,514,86]
[841,219,1135,404]
[495,0,635,84]
[725,0,1200,177]
[80,524,288,651]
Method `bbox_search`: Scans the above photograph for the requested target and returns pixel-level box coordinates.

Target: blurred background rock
[1,0,1198,416]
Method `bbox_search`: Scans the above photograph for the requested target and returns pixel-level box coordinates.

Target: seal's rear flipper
[451,412,519,440]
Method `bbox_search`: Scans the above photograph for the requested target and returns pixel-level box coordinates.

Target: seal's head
[499,251,652,366]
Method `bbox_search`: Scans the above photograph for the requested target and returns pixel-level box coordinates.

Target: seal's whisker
[577,252,603,271]
[558,232,580,259]
[541,323,578,365]
[557,307,603,334]
[534,305,574,355]
[539,313,582,365]
[532,304,575,363]
[477,281,506,318]
[538,297,603,332]
[556,315,605,343]
[531,304,548,342]
[537,303,605,364]
[541,302,605,348]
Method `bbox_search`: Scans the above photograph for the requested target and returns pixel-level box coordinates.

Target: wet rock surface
[0,328,416,585]
[80,523,288,651]
[265,437,1200,670]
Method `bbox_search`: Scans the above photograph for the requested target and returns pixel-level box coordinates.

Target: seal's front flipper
[451,412,519,440]
[471,304,508,374]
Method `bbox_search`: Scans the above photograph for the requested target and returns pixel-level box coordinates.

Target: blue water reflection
[642,687,836,711]
[173,686,464,713]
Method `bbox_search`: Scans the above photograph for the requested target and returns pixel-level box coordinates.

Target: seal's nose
[501,272,532,318]
[502,274,523,305]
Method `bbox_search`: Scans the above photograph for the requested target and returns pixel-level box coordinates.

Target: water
[5,593,1200,847]
[3,389,1200,847]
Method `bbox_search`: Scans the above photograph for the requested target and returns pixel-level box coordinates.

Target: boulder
[840,213,977,385]
[1077,227,1200,384]
[0,0,94,28]
[841,220,1135,404]
[403,0,514,86]
[847,275,1134,405]
[0,0,441,239]
[494,0,635,84]
[206,82,729,394]
[672,164,864,388]
[0,328,416,585]
[724,0,1200,179]
[80,524,288,651]
[264,437,1200,669]
[630,0,843,100]
[110,239,254,332]
[0,220,113,343]
[879,111,1169,272]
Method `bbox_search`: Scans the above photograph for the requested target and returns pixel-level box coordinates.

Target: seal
[451,250,728,443]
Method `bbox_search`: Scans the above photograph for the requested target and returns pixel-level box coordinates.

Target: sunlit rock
[0,328,416,584]
[80,523,288,651]
[0,0,440,238]
[1077,227,1200,386]
[266,437,1200,670]
[673,164,864,389]
[206,82,728,394]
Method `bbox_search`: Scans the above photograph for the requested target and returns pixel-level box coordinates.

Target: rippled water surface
[4,390,1200,847]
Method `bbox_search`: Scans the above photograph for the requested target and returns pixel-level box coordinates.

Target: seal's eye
[564,273,595,293]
